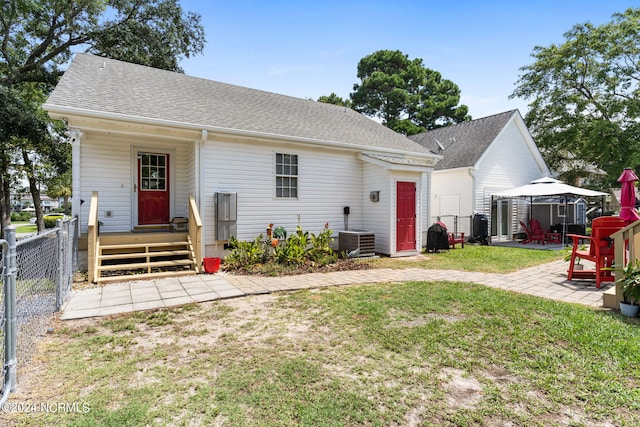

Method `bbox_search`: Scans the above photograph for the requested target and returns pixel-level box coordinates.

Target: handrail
[87,191,99,283]
[188,193,203,273]
[611,219,640,305]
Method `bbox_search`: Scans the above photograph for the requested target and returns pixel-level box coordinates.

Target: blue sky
[180,1,637,119]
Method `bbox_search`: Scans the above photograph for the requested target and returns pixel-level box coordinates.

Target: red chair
[448,232,465,249]
[566,216,627,288]
[520,219,546,244]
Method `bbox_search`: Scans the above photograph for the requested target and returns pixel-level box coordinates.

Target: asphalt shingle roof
[45,54,436,157]
[408,110,518,170]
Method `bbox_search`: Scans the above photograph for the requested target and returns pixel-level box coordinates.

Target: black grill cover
[426,223,449,253]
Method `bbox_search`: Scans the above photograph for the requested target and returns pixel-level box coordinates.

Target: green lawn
[12,221,36,234]
[7,274,640,426]
[371,244,564,273]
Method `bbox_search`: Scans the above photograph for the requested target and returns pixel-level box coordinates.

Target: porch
[86,191,203,283]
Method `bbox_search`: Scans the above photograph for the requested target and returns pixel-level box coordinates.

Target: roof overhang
[358,152,440,171]
[44,104,441,160]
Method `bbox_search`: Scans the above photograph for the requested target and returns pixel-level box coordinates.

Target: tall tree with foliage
[317,92,352,107]
[511,8,640,186]
[0,85,58,236]
[350,50,470,135]
[0,0,205,86]
[0,0,205,234]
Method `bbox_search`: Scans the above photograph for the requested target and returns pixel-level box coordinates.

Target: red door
[396,181,416,251]
[138,152,170,225]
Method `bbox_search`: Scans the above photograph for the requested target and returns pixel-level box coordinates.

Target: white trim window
[276,153,298,198]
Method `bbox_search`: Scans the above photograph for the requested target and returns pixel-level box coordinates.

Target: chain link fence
[0,217,78,402]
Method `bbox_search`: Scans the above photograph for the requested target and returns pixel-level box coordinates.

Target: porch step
[97,259,195,272]
[95,231,198,283]
[603,286,619,309]
[100,249,192,261]
[96,270,197,284]
[100,241,191,251]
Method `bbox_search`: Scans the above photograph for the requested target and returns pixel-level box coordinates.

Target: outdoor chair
[566,216,627,289]
[520,219,546,244]
[448,232,465,249]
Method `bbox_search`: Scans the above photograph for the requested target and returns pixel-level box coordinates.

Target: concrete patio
[61,258,610,320]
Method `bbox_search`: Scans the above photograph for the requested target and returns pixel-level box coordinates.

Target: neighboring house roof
[45,54,437,159]
[408,110,519,170]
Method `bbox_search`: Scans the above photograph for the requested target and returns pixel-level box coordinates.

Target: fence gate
[0,217,78,403]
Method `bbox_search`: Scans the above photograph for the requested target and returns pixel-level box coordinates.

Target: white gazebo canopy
[493,176,608,198]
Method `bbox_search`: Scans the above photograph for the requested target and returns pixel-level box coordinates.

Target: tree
[317,92,352,107]
[0,0,206,87]
[0,85,58,236]
[0,0,206,234]
[350,50,470,135]
[511,8,640,186]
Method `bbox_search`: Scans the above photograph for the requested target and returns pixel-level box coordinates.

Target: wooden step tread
[99,250,192,261]
[100,241,190,250]
[96,270,197,283]
[97,259,195,271]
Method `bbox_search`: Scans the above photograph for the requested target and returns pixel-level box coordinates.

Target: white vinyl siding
[362,162,392,254]
[78,133,189,233]
[201,137,364,247]
[431,116,549,238]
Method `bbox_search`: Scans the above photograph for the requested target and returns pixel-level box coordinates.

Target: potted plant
[564,244,586,270]
[616,259,640,317]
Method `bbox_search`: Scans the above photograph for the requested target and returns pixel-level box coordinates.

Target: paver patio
[61,259,609,320]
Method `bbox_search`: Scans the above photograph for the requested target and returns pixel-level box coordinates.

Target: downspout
[468,167,477,213]
[468,168,479,239]
[68,129,82,221]
[197,130,207,257]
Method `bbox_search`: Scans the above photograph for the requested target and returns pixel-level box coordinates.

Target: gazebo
[492,177,608,244]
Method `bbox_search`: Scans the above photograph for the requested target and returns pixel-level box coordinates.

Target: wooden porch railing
[87,191,99,283]
[611,219,640,306]
[188,193,203,273]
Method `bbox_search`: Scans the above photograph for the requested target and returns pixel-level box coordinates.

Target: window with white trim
[275,153,298,198]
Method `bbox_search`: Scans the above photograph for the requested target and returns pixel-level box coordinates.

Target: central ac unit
[339,231,375,257]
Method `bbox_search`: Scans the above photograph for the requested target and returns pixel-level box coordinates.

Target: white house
[409,110,551,241]
[44,54,441,281]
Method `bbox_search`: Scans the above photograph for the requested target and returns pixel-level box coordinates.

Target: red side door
[396,181,416,251]
[138,152,170,225]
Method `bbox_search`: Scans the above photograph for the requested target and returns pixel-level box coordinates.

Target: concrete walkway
[61,259,611,320]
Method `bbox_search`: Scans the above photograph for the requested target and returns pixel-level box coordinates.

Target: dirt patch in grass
[2,281,633,426]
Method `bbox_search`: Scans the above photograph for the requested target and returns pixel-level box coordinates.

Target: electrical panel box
[216,192,237,240]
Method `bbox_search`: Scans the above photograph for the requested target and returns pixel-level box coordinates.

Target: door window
[140,153,167,191]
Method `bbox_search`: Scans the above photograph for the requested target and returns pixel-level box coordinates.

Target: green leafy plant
[308,224,336,264]
[563,244,587,264]
[617,259,640,305]
[224,235,270,269]
[275,226,310,266]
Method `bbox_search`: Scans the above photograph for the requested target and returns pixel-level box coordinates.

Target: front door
[396,181,416,251]
[137,152,170,225]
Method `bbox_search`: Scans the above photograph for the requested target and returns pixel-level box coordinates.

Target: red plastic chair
[566,216,627,288]
[520,219,546,244]
[448,232,465,249]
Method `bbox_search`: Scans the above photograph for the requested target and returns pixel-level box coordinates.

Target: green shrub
[308,226,335,262]
[226,225,338,270]
[224,234,270,269]
[44,215,64,228]
[274,226,310,266]
[11,211,32,222]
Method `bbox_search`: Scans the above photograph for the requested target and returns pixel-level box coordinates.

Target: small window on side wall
[276,153,298,198]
